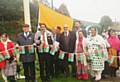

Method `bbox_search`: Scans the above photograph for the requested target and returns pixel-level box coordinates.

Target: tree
[99,15,113,31]
[30,0,40,32]
[0,0,23,21]
[0,0,24,37]
[58,3,70,17]
[0,0,39,35]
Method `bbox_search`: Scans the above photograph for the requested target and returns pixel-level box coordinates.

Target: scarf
[75,36,83,53]
[1,38,11,50]
[108,36,120,50]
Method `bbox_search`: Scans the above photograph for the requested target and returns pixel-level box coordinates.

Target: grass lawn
[0,53,91,82]
[0,62,91,82]
[0,75,91,82]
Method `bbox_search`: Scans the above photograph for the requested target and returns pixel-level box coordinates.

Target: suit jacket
[16,32,35,62]
[56,33,61,42]
[34,30,54,45]
[59,31,76,53]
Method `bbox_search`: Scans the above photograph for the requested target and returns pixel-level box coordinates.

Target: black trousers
[117,50,120,67]
[22,62,36,82]
[49,55,55,77]
[70,56,77,77]
[102,61,111,76]
[54,52,61,76]
[59,53,70,77]
[7,76,16,82]
[38,52,51,81]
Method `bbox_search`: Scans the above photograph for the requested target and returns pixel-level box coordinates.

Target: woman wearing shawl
[75,30,88,80]
[107,30,120,77]
[87,27,108,82]
[0,33,16,82]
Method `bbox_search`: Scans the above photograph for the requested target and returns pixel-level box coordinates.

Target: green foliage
[99,15,113,31]
[58,3,70,17]
[0,0,23,21]
[0,0,38,38]
[0,0,24,39]
[0,21,22,34]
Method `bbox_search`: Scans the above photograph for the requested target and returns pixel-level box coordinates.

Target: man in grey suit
[16,24,36,82]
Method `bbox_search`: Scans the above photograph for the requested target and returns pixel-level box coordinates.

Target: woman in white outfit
[87,26,108,82]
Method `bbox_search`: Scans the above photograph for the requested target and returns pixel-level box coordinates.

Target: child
[4,58,16,82]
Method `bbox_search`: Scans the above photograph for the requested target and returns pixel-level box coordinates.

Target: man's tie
[65,32,69,50]
[25,32,28,37]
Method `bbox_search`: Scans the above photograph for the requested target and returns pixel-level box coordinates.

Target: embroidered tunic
[87,35,108,71]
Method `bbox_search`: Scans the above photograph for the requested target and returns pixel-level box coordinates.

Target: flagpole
[37,0,41,30]
[39,0,41,23]
[51,0,53,9]
[23,0,31,31]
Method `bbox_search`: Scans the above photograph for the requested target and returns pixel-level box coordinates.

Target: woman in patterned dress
[87,27,108,81]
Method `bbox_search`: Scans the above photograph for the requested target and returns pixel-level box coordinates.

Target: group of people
[0,21,120,82]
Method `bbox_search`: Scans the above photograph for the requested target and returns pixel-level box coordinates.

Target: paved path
[100,77,120,82]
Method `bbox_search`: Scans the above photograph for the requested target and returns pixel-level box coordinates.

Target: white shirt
[24,32,29,37]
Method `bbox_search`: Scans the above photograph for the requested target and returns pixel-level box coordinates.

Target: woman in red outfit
[75,30,88,80]
[0,33,16,82]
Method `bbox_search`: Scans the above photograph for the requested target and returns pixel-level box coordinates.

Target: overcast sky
[47,0,120,23]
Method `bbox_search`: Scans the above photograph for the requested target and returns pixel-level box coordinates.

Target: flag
[102,48,108,58]
[0,54,5,62]
[58,50,65,60]
[76,53,84,62]
[20,46,25,54]
[76,53,80,61]
[28,46,34,54]
[38,46,43,53]
[4,51,10,59]
[87,54,93,60]
[39,3,73,31]
[96,47,102,57]
[118,56,120,61]
[107,55,115,64]
[13,48,19,56]
[43,43,49,53]
[68,53,74,62]
[50,47,58,56]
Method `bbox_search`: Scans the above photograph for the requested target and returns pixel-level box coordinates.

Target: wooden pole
[23,0,31,31]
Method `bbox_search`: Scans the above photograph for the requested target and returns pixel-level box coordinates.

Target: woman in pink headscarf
[107,29,120,76]
[108,30,120,51]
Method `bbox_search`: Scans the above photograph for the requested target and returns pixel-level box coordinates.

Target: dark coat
[16,32,35,62]
[59,31,76,53]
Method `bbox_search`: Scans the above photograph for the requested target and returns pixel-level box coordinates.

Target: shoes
[91,77,95,82]
[31,80,38,82]
[46,78,51,82]
[25,80,29,82]
[95,74,101,81]
[46,79,51,82]
[42,80,46,82]
[91,77,100,82]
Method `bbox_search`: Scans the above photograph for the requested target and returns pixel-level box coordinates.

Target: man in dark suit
[59,24,76,77]
[16,24,36,82]
[50,26,62,77]
[34,23,53,82]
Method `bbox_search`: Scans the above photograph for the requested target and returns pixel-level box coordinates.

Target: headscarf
[1,34,11,50]
[108,35,120,50]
